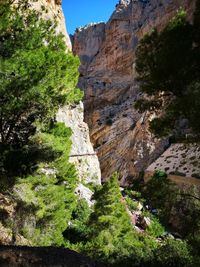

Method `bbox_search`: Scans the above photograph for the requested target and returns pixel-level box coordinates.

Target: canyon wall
[32,0,101,186]
[31,0,72,49]
[73,0,196,183]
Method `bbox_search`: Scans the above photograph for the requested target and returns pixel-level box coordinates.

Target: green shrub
[125,197,138,212]
[106,118,113,126]
[153,239,193,267]
[145,213,165,238]
[12,123,78,246]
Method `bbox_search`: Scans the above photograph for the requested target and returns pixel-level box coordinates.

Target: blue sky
[62,1,117,34]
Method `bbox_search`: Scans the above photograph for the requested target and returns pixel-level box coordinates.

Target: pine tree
[85,173,147,266]
[135,2,200,136]
[0,0,82,146]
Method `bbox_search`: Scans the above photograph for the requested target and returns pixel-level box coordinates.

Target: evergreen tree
[135,2,200,136]
[12,123,79,246]
[0,0,82,146]
[84,173,153,266]
[153,239,193,267]
[0,0,82,245]
[144,171,178,222]
[89,173,132,234]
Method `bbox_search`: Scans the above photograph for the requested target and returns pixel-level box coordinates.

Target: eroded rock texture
[73,0,196,183]
[31,0,72,49]
[56,103,101,186]
[32,0,102,187]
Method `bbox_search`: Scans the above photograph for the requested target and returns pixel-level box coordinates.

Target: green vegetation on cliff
[0,0,82,246]
[0,0,82,146]
[135,1,200,137]
[13,123,78,246]
[77,173,194,267]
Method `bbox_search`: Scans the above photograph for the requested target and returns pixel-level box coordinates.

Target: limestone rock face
[73,0,196,183]
[32,0,101,187]
[73,23,106,75]
[31,0,71,49]
[56,103,101,185]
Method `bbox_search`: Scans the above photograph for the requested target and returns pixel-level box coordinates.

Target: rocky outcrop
[0,246,106,267]
[56,103,101,186]
[73,22,106,75]
[147,143,200,178]
[0,194,31,246]
[31,0,71,49]
[73,0,196,183]
[32,0,102,188]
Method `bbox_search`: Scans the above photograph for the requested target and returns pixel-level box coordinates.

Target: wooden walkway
[69,153,96,158]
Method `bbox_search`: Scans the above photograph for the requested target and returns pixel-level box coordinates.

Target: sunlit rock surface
[73,0,196,183]
[31,0,71,49]
[32,0,102,186]
[57,104,101,185]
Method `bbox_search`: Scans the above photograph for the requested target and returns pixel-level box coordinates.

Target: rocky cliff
[32,0,101,188]
[31,0,72,49]
[56,103,101,187]
[73,0,196,183]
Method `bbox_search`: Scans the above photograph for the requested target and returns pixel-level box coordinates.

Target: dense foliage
[84,173,144,266]
[143,171,200,266]
[0,0,82,146]
[70,173,194,267]
[11,123,78,246]
[135,2,200,137]
[0,0,82,247]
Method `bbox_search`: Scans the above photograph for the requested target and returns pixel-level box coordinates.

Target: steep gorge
[73,0,196,183]
[1,1,200,266]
